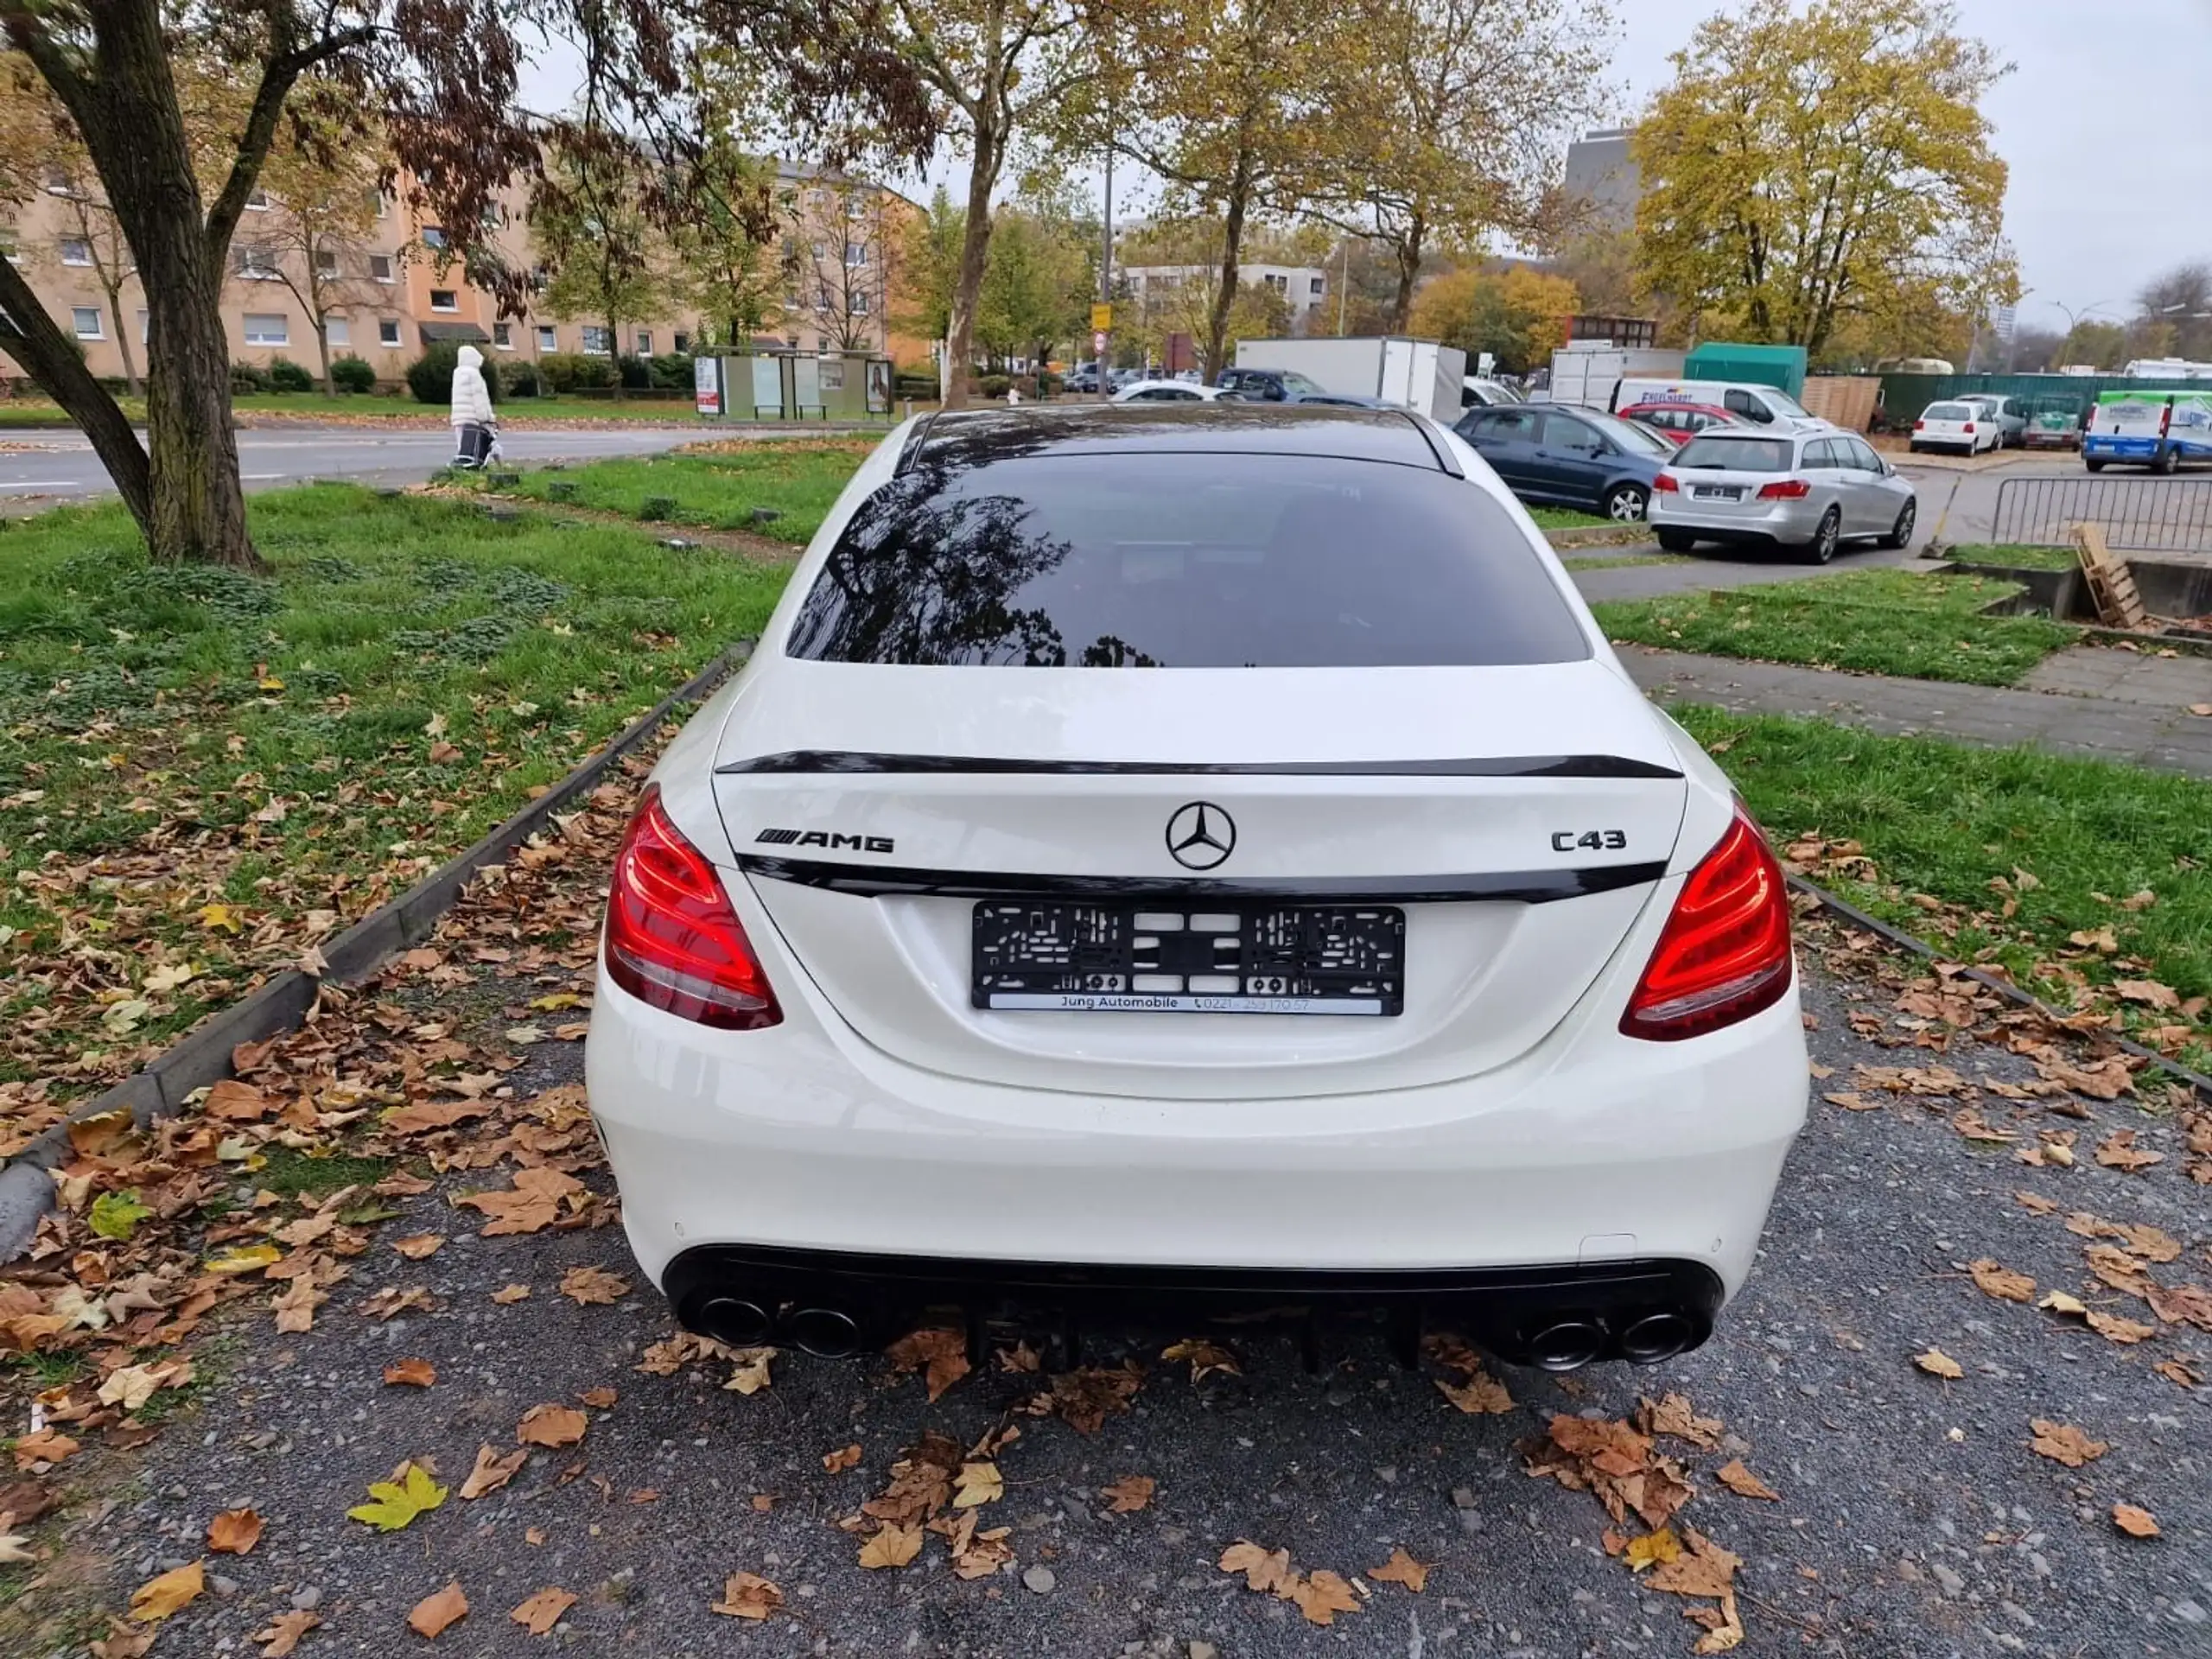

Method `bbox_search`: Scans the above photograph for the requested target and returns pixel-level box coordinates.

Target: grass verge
[1946,542,2078,572]
[0,394,721,428]
[1526,505,1619,531]
[1594,569,2075,685]
[481,439,876,545]
[0,484,790,1126]
[1675,705,2211,1065]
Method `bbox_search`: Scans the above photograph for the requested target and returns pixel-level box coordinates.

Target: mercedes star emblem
[1165,801,1236,870]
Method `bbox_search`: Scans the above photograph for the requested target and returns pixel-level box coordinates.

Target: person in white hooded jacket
[449,345,496,467]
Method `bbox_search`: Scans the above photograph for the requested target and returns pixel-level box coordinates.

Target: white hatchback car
[586,406,1808,1372]
[1110,378,1241,403]
[1910,400,1999,454]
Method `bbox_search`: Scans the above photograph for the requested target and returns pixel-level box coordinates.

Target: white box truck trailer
[1231,336,1467,422]
[1547,341,1688,411]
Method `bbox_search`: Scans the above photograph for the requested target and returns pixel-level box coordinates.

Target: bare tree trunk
[943,126,1001,412]
[0,254,151,532]
[1389,216,1426,334]
[142,225,259,569]
[314,321,334,395]
[607,308,622,398]
[1203,160,1254,382]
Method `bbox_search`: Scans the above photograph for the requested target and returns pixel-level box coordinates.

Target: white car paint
[1911,401,1999,454]
[584,410,1808,1364]
[1109,379,1239,403]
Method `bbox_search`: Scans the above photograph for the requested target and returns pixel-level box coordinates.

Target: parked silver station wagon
[1648,430,1918,563]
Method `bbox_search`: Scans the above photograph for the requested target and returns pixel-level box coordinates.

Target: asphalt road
[0,423,698,505]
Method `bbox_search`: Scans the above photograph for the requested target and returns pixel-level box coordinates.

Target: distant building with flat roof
[1562,127,1639,234]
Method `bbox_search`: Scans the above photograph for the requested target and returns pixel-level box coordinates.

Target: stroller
[451,419,503,470]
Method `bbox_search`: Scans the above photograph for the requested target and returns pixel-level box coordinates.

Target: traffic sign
[1093,330,1108,353]
[1090,302,1114,333]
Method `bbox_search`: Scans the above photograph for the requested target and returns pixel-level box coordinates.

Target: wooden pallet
[2072,523,2146,628]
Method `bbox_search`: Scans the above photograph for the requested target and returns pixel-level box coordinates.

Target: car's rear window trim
[718,750,1682,781]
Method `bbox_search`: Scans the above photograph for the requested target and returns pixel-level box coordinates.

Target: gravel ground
[10,930,2209,1659]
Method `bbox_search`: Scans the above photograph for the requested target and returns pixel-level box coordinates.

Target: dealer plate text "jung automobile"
[971,902,1405,1015]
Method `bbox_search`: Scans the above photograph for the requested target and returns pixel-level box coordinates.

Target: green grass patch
[0,394,721,428]
[251,1146,396,1198]
[0,485,791,1109]
[486,439,875,545]
[1675,705,2212,1062]
[1560,552,1682,571]
[1527,505,1618,531]
[1594,569,2073,685]
[1945,542,2078,572]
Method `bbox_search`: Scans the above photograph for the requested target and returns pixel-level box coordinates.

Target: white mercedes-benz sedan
[585,404,1808,1372]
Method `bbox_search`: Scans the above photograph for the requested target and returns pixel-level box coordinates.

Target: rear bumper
[1649,494,1823,543]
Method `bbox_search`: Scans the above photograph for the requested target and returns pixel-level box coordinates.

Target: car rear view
[585,406,1808,1372]
[1910,401,1986,454]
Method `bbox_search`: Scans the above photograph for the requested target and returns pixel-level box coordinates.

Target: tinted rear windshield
[1923,404,1973,420]
[1672,436,1793,473]
[785,453,1591,668]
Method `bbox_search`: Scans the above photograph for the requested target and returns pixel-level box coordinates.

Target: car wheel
[1878,500,1916,550]
[2156,446,2180,475]
[1908,442,1923,454]
[1603,483,1648,523]
[1656,529,1695,553]
[1800,506,1841,565]
[2086,459,2106,474]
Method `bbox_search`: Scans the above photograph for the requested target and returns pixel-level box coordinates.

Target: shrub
[229,362,269,394]
[637,494,678,522]
[617,353,652,390]
[503,359,540,397]
[329,354,377,394]
[537,351,615,392]
[977,373,1013,400]
[405,341,501,406]
[266,356,315,393]
[646,352,695,390]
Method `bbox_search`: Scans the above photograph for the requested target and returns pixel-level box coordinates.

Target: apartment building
[1120,262,1332,333]
[2,158,925,388]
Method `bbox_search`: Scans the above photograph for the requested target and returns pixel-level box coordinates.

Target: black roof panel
[901,403,1448,474]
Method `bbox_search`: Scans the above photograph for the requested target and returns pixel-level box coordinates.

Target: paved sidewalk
[1623,644,2212,778]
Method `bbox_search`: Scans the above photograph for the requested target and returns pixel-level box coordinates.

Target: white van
[1610,379,1826,430]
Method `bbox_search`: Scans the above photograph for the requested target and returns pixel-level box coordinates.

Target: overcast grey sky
[1608,0,2212,335]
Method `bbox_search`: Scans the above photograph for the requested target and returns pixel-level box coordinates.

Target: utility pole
[1337,238,1349,337]
[1098,127,1114,401]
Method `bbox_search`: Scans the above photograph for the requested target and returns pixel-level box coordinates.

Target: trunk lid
[710,660,1687,1099]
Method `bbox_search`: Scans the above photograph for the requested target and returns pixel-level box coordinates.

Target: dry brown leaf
[128,1560,204,1622]
[385,1098,495,1135]
[12,1427,80,1470]
[885,1326,970,1402]
[204,1079,274,1122]
[2015,1190,2058,1214]
[822,1443,863,1474]
[1368,1548,1430,1592]
[557,1266,631,1306]
[1288,1568,1363,1626]
[1645,1524,1744,1601]
[456,1166,585,1236]
[391,1234,446,1260]
[1038,1362,1144,1434]
[492,1283,531,1304]
[857,1522,923,1569]
[2037,1289,2088,1317]
[711,1572,784,1619]
[580,1385,618,1408]
[1914,1348,1965,1379]
[509,1586,575,1636]
[1968,1259,2036,1303]
[1219,1541,1295,1595]
[411,1583,471,1637]
[2145,1281,2212,1329]
[951,1461,1003,1508]
[723,1347,775,1395]
[1823,1090,1878,1111]
[1436,1367,1515,1414]
[2094,1130,2162,1173]
[1713,1459,1780,1501]
[518,1404,587,1448]
[2114,978,2180,1009]
[1101,1475,1155,1514]
[207,1508,263,1554]
[2152,1357,2203,1389]
[2112,1503,2160,1538]
[87,1624,156,1659]
[2028,1419,2108,1467]
[1160,1338,1241,1382]
[384,1357,437,1388]
[1641,1392,1724,1448]
[1624,1528,1682,1570]
[460,1444,528,1500]
[252,1609,321,1656]
[2086,1310,2158,1344]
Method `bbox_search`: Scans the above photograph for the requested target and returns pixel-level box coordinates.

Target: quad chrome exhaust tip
[1525,1318,1609,1372]
[782,1306,866,1359]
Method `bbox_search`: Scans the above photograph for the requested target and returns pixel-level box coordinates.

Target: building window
[846,194,868,219]
[369,254,394,283]
[72,306,104,340]
[137,308,148,342]
[536,324,557,352]
[421,226,447,251]
[237,247,279,281]
[325,314,351,346]
[493,321,512,349]
[1310,276,1325,296]
[245,188,270,212]
[844,242,867,267]
[0,227,18,266]
[41,167,75,196]
[60,237,93,267]
[849,289,870,315]
[634,328,652,354]
[580,325,611,355]
[315,249,339,277]
[378,318,402,347]
[673,330,690,353]
[429,289,457,313]
[243,313,289,346]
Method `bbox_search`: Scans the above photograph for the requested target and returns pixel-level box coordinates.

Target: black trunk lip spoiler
[735,854,1669,906]
[716,751,1684,781]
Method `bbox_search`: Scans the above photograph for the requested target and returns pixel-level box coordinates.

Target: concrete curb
[1545,524,1657,551]
[1788,873,2212,1104]
[0,641,753,1261]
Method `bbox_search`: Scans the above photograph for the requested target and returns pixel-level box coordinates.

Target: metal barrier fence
[1990,474,2212,551]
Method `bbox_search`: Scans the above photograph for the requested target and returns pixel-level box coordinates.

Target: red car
[1617,402,1750,447]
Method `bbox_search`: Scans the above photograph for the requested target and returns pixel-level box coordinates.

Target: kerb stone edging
[0,640,753,1261]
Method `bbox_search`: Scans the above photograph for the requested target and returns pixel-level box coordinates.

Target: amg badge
[756,828,895,854]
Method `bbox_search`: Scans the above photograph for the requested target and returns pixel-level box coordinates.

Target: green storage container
[1682,343,1808,397]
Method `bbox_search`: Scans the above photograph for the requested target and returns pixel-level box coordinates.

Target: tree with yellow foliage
[1632,0,2015,357]
[1408,266,1577,376]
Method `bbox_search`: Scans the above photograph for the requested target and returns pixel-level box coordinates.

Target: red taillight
[1653,471,1680,493]
[1755,478,1809,499]
[1961,422,1974,434]
[1912,419,1925,431]
[1620,806,1792,1041]
[604,784,781,1029]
